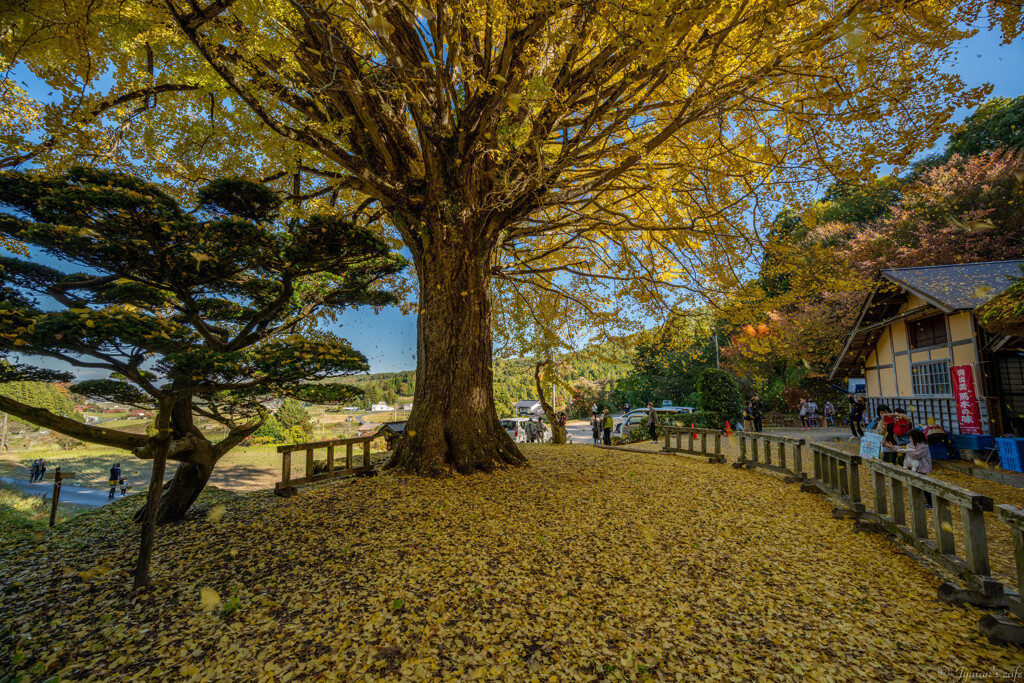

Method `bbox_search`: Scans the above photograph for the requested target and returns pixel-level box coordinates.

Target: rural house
[829,260,1024,436]
[514,400,543,416]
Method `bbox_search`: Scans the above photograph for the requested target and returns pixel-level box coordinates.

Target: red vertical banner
[950,364,983,435]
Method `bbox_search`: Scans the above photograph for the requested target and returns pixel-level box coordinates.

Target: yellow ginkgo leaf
[200,587,221,611]
[207,505,227,523]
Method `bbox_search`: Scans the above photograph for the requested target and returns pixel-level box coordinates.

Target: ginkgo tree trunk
[4,0,1019,475]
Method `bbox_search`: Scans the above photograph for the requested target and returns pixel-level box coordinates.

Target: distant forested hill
[335,348,630,415]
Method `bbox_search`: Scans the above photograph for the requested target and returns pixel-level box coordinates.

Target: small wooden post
[909,485,928,540]
[751,438,759,463]
[713,433,721,458]
[961,506,991,576]
[687,431,694,454]
[664,429,671,451]
[739,436,747,461]
[794,443,803,477]
[282,451,292,486]
[346,443,354,470]
[829,456,840,493]
[49,466,62,528]
[933,497,955,555]
[838,460,849,497]
[699,432,707,456]
[812,447,822,481]
[873,470,888,515]
[849,459,861,504]
[363,439,371,468]
[676,430,682,451]
[305,448,315,478]
[327,445,335,474]
[890,478,906,526]
[1011,526,1024,597]
[778,442,786,470]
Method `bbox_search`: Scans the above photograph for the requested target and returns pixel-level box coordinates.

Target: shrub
[56,435,85,451]
[697,369,743,426]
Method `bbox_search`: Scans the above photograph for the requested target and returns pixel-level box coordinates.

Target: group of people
[591,408,615,445]
[797,398,836,429]
[28,458,47,482]
[108,462,130,499]
[743,396,765,432]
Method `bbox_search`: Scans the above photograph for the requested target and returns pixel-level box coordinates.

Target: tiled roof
[880,260,1024,312]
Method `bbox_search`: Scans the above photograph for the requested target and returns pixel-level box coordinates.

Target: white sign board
[859,433,883,459]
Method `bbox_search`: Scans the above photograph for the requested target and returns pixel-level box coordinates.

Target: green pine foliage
[0,382,81,424]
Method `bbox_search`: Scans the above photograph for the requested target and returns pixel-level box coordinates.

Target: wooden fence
[737,433,807,481]
[655,427,1024,642]
[663,426,725,463]
[274,435,375,496]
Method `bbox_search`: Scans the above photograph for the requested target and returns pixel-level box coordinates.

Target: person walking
[525,418,537,443]
[646,402,658,442]
[29,458,39,483]
[824,401,835,427]
[108,462,121,499]
[799,399,810,430]
[37,458,46,482]
[602,409,614,446]
[848,396,866,437]
[591,414,602,445]
[751,395,764,433]
[807,399,819,427]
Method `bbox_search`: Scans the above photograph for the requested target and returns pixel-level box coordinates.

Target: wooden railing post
[282,450,292,486]
[327,445,335,474]
[346,443,354,469]
[812,447,822,481]
[739,435,747,461]
[700,432,707,456]
[933,497,956,555]
[714,433,721,458]
[778,442,786,470]
[873,471,888,514]
[751,438,759,463]
[363,439,371,468]
[909,486,929,540]
[890,478,906,527]
[794,442,803,476]
[849,458,861,504]
[962,506,991,576]
[829,455,839,493]
[305,448,315,478]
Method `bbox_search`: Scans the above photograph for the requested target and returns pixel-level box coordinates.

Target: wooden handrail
[276,434,378,453]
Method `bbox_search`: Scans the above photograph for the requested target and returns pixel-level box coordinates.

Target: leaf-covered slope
[1,447,1019,680]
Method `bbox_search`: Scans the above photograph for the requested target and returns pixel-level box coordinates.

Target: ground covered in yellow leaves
[1,445,1022,681]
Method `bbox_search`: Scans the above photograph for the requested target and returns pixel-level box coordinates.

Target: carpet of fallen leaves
[2,445,1022,682]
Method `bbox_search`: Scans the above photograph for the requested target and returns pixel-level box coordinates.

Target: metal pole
[715,334,720,369]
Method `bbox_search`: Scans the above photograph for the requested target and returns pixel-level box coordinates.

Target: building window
[911,360,951,396]
[909,315,948,348]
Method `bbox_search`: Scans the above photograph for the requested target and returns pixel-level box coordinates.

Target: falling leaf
[366,13,394,36]
[207,505,227,523]
[507,94,522,112]
[199,587,221,611]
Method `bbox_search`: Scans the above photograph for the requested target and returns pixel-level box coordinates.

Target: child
[119,477,129,496]
[893,408,912,446]
[906,428,933,508]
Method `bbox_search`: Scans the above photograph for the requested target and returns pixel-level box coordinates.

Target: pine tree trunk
[388,240,526,475]
[132,447,215,525]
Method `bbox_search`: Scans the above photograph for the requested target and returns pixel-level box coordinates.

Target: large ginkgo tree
[2,0,1019,474]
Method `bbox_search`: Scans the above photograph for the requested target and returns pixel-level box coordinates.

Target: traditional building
[829,260,1024,436]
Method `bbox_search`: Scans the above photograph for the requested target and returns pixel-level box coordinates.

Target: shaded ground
[1,445,1021,681]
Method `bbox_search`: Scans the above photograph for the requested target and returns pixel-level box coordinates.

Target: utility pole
[715,334,720,369]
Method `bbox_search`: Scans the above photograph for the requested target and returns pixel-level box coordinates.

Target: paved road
[0,476,137,508]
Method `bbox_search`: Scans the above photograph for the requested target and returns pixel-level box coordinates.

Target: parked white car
[614,407,694,440]
[501,418,553,443]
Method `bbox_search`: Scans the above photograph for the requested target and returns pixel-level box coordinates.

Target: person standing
[849,396,866,437]
[799,399,810,430]
[108,462,121,499]
[807,399,819,427]
[751,395,764,433]
[646,402,658,442]
[590,403,598,418]
[536,417,547,443]
[602,409,613,446]
[908,428,934,508]
[29,458,39,483]
[525,418,537,443]
[591,413,602,445]
[37,458,46,482]
[824,401,835,427]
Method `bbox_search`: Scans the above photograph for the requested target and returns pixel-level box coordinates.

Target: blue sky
[10,25,1024,375]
